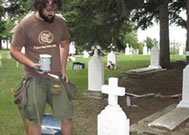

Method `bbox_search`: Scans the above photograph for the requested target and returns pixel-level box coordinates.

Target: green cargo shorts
[23,76,73,124]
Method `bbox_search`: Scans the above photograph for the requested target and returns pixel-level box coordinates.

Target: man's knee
[61,119,72,126]
[28,123,41,135]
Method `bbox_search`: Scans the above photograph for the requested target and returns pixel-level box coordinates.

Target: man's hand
[62,73,69,82]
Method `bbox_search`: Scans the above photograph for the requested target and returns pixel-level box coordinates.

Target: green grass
[0,49,185,134]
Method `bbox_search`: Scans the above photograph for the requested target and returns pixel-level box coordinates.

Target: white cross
[101,77,125,106]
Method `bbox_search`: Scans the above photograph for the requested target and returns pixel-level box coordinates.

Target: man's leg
[61,119,72,135]
[28,123,41,135]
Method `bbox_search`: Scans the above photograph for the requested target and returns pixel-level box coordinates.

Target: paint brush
[31,67,59,79]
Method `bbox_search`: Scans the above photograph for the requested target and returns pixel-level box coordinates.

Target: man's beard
[39,10,55,24]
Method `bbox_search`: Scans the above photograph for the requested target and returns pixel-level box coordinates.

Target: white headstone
[179,44,184,55]
[125,43,130,55]
[143,43,148,55]
[69,41,76,55]
[148,45,161,69]
[83,50,89,58]
[107,51,117,70]
[88,49,104,91]
[177,64,189,108]
[129,47,133,55]
[98,77,130,135]
[135,49,139,55]
[148,48,151,55]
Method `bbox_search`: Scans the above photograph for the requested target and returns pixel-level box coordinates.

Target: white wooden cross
[101,77,125,106]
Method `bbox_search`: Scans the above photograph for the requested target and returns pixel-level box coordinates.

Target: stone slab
[130,104,177,135]
[148,107,189,130]
[129,67,163,73]
[138,104,177,125]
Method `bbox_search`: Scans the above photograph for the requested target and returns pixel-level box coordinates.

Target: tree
[63,0,143,51]
[144,37,154,49]
[159,0,170,68]
[131,0,184,68]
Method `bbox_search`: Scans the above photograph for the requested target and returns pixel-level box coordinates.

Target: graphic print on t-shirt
[38,30,54,45]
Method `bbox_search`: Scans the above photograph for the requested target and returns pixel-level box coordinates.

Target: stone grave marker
[88,48,104,91]
[148,44,161,69]
[143,43,148,55]
[129,47,133,55]
[68,41,76,61]
[148,48,151,55]
[69,41,76,55]
[107,50,117,70]
[125,43,130,55]
[83,50,89,58]
[177,64,189,108]
[179,44,184,55]
[98,77,129,135]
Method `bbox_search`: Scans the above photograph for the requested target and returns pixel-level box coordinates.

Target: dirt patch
[73,61,187,135]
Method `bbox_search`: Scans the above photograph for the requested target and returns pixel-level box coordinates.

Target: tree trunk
[159,0,170,68]
[186,0,189,63]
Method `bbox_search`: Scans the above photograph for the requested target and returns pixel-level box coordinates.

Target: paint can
[39,54,52,71]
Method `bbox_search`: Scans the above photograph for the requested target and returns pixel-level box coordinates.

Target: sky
[137,11,187,44]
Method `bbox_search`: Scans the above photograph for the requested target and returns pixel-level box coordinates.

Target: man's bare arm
[10,45,40,68]
[60,40,69,81]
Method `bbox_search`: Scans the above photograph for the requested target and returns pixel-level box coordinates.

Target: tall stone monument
[177,64,189,108]
[98,77,130,135]
[148,44,161,69]
[88,49,104,91]
[143,43,148,55]
[125,43,130,55]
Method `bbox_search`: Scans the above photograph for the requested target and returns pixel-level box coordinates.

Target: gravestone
[88,49,104,91]
[125,43,130,55]
[68,41,76,61]
[179,44,184,55]
[143,43,148,55]
[83,50,89,58]
[107,51,117,70]
[98,77,129,135]
[72,62,85,70]
[69,41,76,55]
[134,49,139,55]
[148,44,161,69]
[177,64,189,108]
[148,48,151,55]
[129,47,133,55]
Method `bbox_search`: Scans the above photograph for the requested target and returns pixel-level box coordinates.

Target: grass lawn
[0,49,185,134]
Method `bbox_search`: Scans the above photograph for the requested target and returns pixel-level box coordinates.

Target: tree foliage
[63,0,143,50]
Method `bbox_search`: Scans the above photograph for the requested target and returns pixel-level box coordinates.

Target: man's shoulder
[20,12,35,24]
